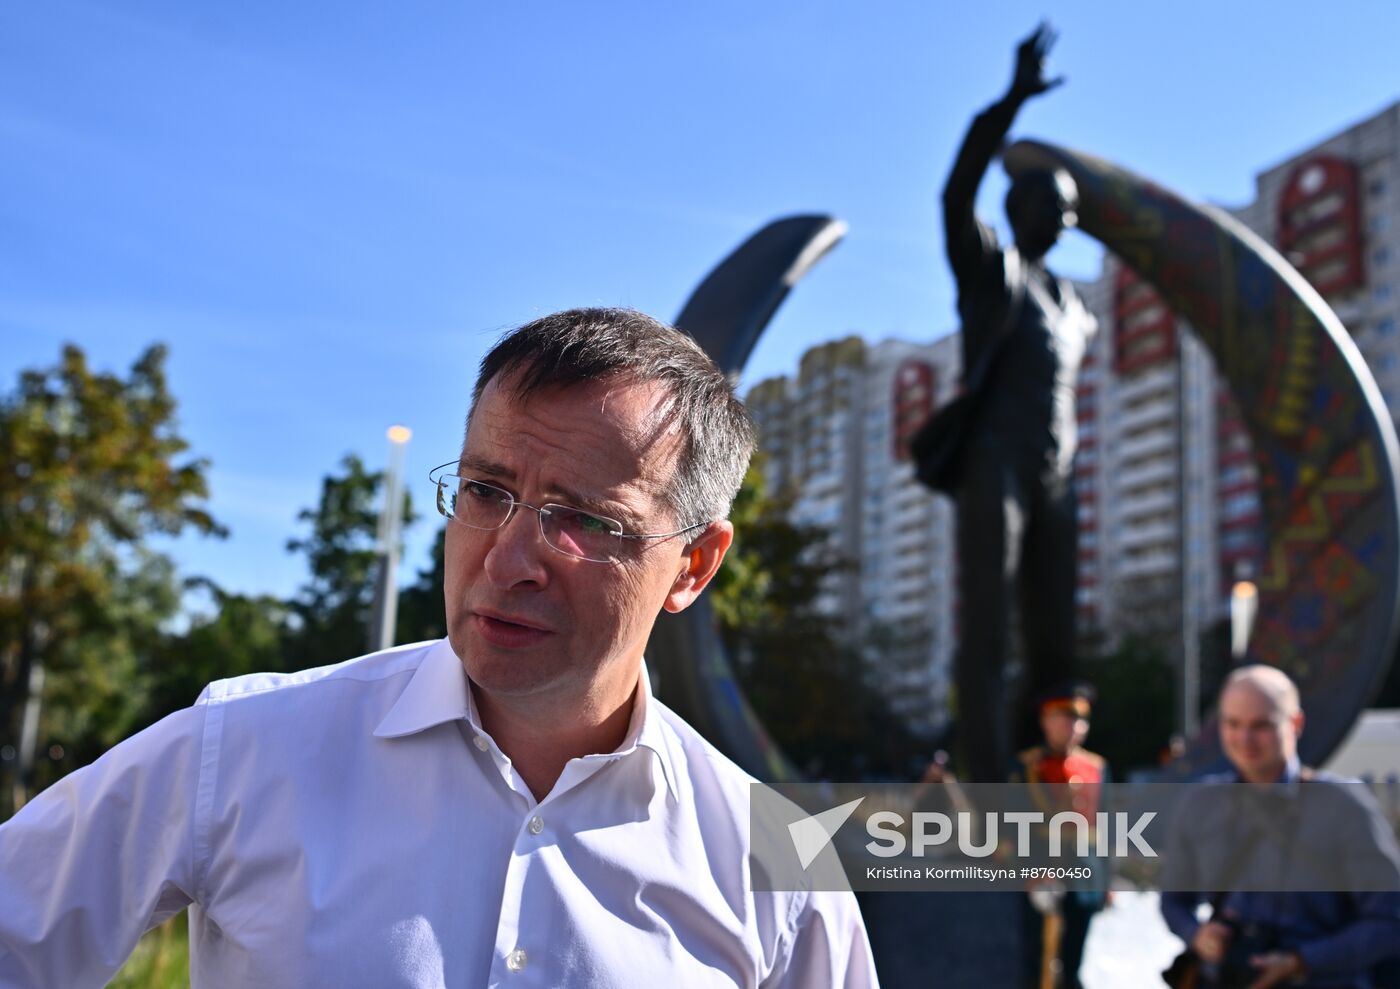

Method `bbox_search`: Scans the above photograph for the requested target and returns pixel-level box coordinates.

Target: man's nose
[482,506,550,589]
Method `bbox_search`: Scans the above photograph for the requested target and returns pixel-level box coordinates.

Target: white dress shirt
[0,639,878,987]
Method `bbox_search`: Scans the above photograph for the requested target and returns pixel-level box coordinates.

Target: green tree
[396,526,447,645]
[710,461,832,639]
[282,453,414,668]
[711,460,920,778]
[39,550,182,773]
[1079,633,1177,774]
[141,581,291,727]
[143,456,423,736]
[0,344,223,810]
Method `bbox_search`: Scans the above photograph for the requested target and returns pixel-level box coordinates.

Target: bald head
[1221,665,1300,718]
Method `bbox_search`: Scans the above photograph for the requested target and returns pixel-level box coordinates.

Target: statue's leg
[1057,895,1094,989]
[955,450,1026,782]
[1019,470,1078,702]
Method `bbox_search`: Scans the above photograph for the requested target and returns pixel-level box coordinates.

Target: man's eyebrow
[458,454,639,524]
[459,454,513,480]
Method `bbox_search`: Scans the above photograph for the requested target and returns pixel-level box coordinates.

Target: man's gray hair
[1222,664,1301,718]
[470,308,756,526]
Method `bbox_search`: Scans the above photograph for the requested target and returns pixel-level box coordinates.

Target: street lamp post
[369,425,411,653]
[1231,578,1258,661]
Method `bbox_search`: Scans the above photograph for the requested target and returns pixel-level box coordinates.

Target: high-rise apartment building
[746,335,960,736]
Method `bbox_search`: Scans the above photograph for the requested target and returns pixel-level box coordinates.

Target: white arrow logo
[787,797,865,869]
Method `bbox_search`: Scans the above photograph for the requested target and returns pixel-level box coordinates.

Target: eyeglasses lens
[541,506,621,562]
[437,475,621,563]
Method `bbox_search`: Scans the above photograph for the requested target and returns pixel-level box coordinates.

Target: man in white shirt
[0,307,878,987]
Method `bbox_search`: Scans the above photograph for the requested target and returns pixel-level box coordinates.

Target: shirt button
[507,947,528,972]
[528,815,544,835]
[473,735,489,752]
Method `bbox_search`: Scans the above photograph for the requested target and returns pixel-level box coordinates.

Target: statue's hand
[1009,21,1065,101]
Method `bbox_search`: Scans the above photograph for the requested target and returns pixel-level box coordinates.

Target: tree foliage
[0,344,223,807]
[282,453,414,669]
[712,460,923,778]
[0,344,445,818]
[142,582,292,727]
[396,526,447,645]
[1079,633,1177,774]
[141,461,428,729]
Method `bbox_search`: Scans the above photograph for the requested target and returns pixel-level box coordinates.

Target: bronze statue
[920,24,1096,782]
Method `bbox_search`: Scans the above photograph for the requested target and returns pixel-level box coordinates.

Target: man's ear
[663,520,734,614]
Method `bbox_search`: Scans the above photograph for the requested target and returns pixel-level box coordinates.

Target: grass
[107,912,189,989]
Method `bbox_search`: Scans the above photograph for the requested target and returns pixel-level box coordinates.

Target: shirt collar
[1227,754,1304,789]
[615,661,678,801]
[373,640,677,801]
[373,639,471,738]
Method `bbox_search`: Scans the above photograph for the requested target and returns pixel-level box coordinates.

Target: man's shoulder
[646,697,806,852]
[1306,768,1367,791]
[648,700,861,898]
[1073,748,1107,771]
[648,695,762,798]
[199,640,439,710]
[1302,770,1390,818]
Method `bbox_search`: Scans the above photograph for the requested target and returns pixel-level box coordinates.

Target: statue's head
[1005,167,1078,261]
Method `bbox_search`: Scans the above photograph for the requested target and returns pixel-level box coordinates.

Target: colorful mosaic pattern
[1006,140,1400,768]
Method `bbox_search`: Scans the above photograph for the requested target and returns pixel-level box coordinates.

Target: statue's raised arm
[942,23,1064,285]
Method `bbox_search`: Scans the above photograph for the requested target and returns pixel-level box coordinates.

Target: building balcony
[1115,396,1178,435]
[893,502,931,527]
[1116,518,1179,550]
[1116,488,1177,522]
[1114,457,1178,492]
[1117,428,1178,463]
[1116,550,1180,579]
[1115,365,1177,404]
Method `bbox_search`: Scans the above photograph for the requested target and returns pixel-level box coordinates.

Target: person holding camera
[1160,666,1400,989]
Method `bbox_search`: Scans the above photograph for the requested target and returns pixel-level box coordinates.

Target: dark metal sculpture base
[859,892,1028,988]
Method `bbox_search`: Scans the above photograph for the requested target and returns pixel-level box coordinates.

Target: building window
[1376,284,1394,304]
[1376,246,1392,267]
[1380,318,1397,337]
[1224,492,1259,516]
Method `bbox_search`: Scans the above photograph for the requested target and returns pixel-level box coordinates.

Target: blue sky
[4,1,1398,605]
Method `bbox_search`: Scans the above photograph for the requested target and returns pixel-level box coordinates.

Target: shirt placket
[483,742,634,986]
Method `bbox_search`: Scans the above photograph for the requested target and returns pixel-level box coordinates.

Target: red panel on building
[892,360,936,462]
[1277,156,1364,298]
[1112,267,1176,374]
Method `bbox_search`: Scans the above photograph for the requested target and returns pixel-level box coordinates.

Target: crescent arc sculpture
[1005,139,1400,772]
[648,214,846,782]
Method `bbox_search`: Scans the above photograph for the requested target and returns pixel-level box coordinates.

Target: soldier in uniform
[1009,683,1109,989]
